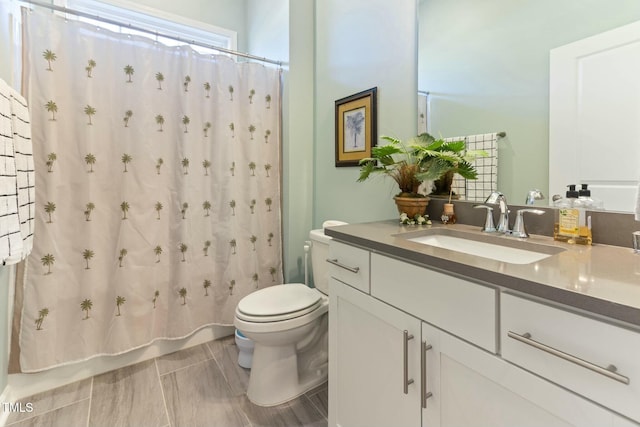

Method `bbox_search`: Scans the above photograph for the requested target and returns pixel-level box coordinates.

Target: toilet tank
[309,221,347,295]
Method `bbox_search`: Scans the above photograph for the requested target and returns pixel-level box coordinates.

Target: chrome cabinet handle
[326,258,360,273]
[403,330,415,394]
[421,340,433,408]
[507,331,630,385]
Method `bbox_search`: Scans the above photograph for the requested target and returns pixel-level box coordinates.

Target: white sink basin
[406,231,563,265]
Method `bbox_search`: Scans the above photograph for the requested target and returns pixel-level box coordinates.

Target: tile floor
[4,336,328,427]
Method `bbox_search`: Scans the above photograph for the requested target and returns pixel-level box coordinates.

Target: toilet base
[247,342,327,407]
[235,330,254,369]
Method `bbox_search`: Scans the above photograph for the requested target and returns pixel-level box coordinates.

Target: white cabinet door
[438,329,616,427]
[329,279,421,427]
[549,21,640,211]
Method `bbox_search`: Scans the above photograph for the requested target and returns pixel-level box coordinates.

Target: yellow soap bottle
[553,185,592,245]
[573,185,593,245]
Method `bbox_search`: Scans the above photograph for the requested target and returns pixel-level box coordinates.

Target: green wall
[282,0,314,283]
[313,0,418,227]
[281,0,420,282]
[419,0,640,202]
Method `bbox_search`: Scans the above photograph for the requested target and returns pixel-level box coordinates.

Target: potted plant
[358,133,484,218]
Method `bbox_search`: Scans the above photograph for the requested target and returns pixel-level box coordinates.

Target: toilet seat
[236,283,323,323]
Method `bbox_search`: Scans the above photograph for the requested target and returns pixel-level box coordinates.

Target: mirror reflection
[418,0,640,211]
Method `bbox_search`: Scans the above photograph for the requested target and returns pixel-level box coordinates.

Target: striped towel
[0,78,24,264]
[0,78,35,264]
[9,86,35,257]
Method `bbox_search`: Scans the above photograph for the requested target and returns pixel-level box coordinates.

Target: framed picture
[335,87,377,167]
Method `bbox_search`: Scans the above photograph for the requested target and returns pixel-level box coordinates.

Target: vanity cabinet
[328,240,640,427]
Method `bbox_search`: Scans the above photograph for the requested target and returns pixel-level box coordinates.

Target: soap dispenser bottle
[577,183,604,210]
[554,185,592,245]
[573,184,594,245]
[554,185,580,244]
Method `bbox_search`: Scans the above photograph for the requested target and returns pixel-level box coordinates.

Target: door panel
[549,21,640,212]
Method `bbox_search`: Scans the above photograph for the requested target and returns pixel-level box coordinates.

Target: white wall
[313,0,418,226]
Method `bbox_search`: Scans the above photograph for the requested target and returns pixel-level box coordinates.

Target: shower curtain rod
[23,0,284,66]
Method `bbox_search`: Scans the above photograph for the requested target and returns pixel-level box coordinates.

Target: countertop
[324,220,640,328]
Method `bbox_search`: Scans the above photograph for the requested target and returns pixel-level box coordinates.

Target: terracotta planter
[394,196,430,218]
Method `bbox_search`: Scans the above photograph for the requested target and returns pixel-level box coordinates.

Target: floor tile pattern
[5,337,328,427]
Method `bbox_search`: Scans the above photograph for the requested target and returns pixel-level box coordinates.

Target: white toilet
[234,221,341,407]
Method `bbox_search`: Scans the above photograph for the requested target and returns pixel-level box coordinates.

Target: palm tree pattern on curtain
[19,8,283,372]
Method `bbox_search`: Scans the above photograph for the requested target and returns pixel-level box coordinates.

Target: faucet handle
[473,205,496,233]
[510,209,545,238]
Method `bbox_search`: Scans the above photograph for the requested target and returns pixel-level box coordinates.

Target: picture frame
[335,87,377,167]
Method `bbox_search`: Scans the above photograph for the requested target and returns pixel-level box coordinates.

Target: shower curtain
[18,8,283,372]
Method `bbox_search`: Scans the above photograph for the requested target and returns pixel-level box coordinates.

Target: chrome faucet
[525,189,545,205]
[485,191,510,233]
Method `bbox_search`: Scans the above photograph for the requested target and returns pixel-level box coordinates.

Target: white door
[549,21,640,212]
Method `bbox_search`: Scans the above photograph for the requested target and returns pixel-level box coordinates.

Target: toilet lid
[237,283,322,318]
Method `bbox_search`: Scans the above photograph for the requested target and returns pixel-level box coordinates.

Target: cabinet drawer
[502,293,640,423]
[371,253,497,352]
[328,241,370,293]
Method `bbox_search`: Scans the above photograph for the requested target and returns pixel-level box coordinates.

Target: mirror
[418,0,640,211]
